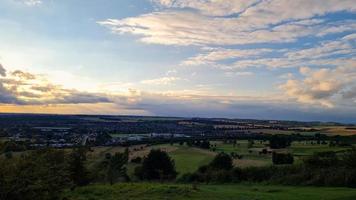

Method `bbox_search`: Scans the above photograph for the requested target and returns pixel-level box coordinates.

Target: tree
[131,156,142,163]
[124,147,129,162]
[0,149,70,200]
[200,140,210,149]
[209,152,233,170]
[137,149,177,180]
[269,135,291,149]
[342,148,356,168]
[106,152,128,185]
[67,147,90,187]
[272,152,294,165]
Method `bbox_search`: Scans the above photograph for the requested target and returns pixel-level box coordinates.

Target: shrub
[138,149,177,180]
[209,152,233,170]
[272,152,294,165]
[0,149,70,200]
[131,156,142,164]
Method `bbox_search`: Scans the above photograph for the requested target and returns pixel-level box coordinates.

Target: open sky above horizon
[0,0,355,123]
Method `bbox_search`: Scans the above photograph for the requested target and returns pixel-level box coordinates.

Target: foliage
[135,149,177,180]
[209,152,233,170]
[105,152,128,185]
[67,147,90,187]
[269,135,291,149]
[0,149,70,200]
[272,152,294,165]
[1,141,26,152]
[180,149,356,187]
[247,139,254,148]
[131,156,142,163]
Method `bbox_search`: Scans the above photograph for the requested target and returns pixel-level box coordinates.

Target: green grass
[86,141,354,177]
[168,146,214,175]
[289,142,351,156]
[64,183,356,200]
[212,141,272,167]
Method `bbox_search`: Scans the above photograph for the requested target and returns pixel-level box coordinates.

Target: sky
[0,0,355,123]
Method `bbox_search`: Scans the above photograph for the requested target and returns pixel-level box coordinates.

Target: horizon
[0,0,356,123]
[0,112,354,125]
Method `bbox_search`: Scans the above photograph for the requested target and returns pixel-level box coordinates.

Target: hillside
[64,183,356,200]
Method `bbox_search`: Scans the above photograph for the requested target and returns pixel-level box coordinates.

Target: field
[86,145,214,176]
[322,126,356,136]
[168,146,214,174]
[86,140,354,176]
[64,183,356,200]
[289,142,352,156]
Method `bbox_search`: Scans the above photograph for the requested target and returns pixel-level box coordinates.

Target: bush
[272,152,294,165]
[209,152,233,170]
[0,149,70,200]
[269,135,291,149]
[131,156,142,164]
[137,149,177,180]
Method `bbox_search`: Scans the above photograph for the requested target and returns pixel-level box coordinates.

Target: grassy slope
[65,183,356,200]
[86,141,353,177]
[290,142,350,156]
[169,146,214,175]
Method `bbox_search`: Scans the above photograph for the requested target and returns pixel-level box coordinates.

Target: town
[1,113,352,149]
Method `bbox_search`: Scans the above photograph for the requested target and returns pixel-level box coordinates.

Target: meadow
[86,139,354,177]
[64,183,356,200]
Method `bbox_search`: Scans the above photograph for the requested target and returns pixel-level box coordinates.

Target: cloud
[141,76,180,85]
[280,64,356,108]
[182,48,273,66]
[19,0,42,6]
[0,64,6,77]
[181,34,355,71]
[233,0,356,29]
[225,71,254,77]
[0,65,111,105]
[99,0,356,46]
[1,66,356,122]
[151,0,259,16]
[11,70,36,80]
[99,12,356,46]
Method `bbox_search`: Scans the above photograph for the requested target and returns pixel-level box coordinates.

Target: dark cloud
[0,64,6,77]
[0,84,21,104]
[0,65,112,105]
[11,70,36,80]
[48,91,112,104]
[124,95,356,123]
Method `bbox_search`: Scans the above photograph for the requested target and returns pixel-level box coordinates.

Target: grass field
[86,144,215,176]
[212,140,272,167]
[247,126,356,136]
[64,183,356,200]
[169,146,214,174]
[86,140,353,176]
[289,142,351,156]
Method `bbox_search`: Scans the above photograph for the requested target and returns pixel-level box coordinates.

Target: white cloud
[99,0,356,46]
[235,0,356,29]
[225,71,254,77]
[280,64,356,108]
[18,0,42,6]
[151,0,259,16]
[185,34,356,70]
[99,12,356,46]
[182,48,273,66]
[140,76,180,85]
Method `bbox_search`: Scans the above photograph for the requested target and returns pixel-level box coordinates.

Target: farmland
[84,139,354,177]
